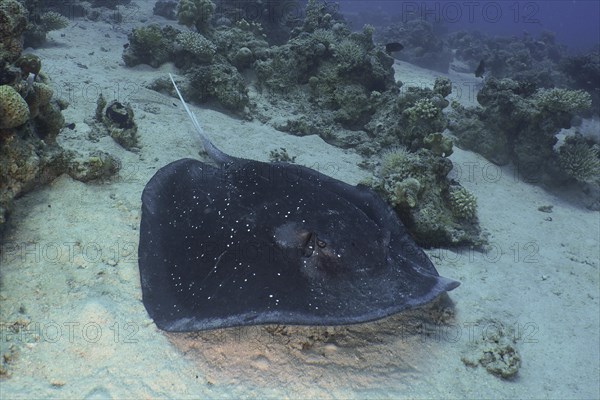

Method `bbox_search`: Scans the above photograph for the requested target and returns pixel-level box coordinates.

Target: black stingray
[138,75,460,332]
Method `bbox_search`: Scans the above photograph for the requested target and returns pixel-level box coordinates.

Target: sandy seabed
[1,2,599,399]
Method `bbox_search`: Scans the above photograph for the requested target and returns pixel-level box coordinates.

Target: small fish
[385,42,404,55]
[475,59,485,78]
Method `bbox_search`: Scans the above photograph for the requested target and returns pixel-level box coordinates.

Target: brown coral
[0,85,30,129]
[0,0,28,61]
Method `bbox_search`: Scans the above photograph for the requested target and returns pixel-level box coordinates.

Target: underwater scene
[0,0,599,398]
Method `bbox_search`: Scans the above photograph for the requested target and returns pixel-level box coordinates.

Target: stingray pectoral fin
[404,274,460,309]
[436,275,461,292]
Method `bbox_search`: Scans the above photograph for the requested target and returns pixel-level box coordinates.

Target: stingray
[138,75,460,332]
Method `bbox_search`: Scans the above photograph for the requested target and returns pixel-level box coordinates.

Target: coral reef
[0,59,72,231]
[560,50,600,111]
[39,11,69,32]
[0,85,30,129]
[254,20,395,144]
[121,18,267,114]
[449,78,592,182]
[122,24,178,68]
[557,134,600,183]
[423,132,453,157]
[177,0,215,34]
[534,88,592,113]
[364,84,450,153]
[0,2,122,234]
[388,177,421,208]
[446,30,567,89]
[23,10,70,48]
[433,76,452,99]
[0,0,28,61]
[214,0,301,45]
[370,148,484,247]
[176,31,215,63]
[0,128,69,228]
[376,18,453,73]
[187,63,249,112]
[211,20,269,69]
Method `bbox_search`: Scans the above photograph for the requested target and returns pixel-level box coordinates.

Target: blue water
[336,0,599,53]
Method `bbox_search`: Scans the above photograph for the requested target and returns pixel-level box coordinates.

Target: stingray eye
[317,239,326,248]
[301,232,317,257]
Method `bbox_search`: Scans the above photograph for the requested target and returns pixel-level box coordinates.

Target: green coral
[123,24,172,68]
[424,132,453,157]
[176,31,215,62]
[334,39,364,68]
[369,148,484,247]
[312,29,336,48]
[406,98,439,121]
[389,177,421,208]
[379,146,414,176]
[332,84,372,127]
[558,135,600,183]
[177,0,215,33]
[534,88,592,113]
[433,76,452,98]
[449,186,477,220]
[188,64,249,113]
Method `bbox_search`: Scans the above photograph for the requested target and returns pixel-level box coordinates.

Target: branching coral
[558,135,600,183]
[39,11,69,32]
[312,29,336,48]
[448,186,477,220]
[405,98,439,121]
[176,31,215,62]
[534,88,592,113]
[333,39,364,69]
[379,146,414,177]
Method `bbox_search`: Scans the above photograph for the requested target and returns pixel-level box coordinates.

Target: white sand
[1,2,598,399]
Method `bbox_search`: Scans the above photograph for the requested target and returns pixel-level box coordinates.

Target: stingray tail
[169,73,233,165]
